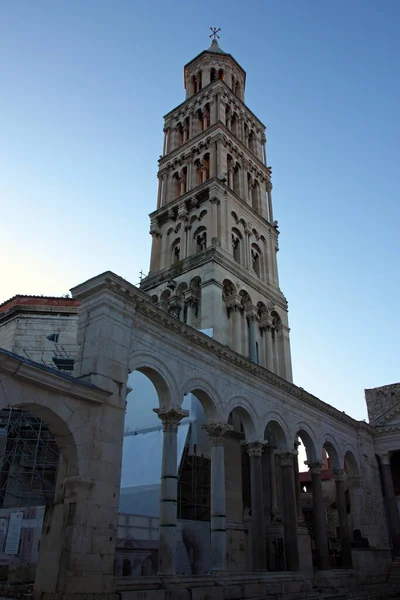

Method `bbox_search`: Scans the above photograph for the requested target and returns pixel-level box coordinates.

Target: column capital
[154,407,189,432]
[245,304,259,321]
[243,441,266,457]
[305,460,323,474]
[225,293,242,311]
[333,468,346,482]
[204,422,232,444]
[183,289,198,306]
[379,452,392,466]
[278,451,297,467]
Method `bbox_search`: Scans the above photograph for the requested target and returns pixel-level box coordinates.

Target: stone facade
[0,296,79,367]
[141,38,292,381]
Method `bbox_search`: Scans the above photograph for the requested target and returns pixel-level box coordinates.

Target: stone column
[154,407,189,575]
[178,204,188,259]
[306,460,330,570]
[200,279,224,342]
[226,294,243,354]
[265,324,274,372]
[246,305,258,363]
[204,423,231,573]
[262,446,272,524]
[333,468,353,568]
[293,441,304,525]
[279,452,300,570]
[380,452,400,555]
[149,218,161,272]
[266,181,273,224]
[245,442,266,571]
[262,134,267,165]
[184,290,197,327]
[269,446,280,522]
[161,172,169,205]
[209,196,219,244]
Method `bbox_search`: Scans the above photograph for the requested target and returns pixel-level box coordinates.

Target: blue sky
[1,1,399,420]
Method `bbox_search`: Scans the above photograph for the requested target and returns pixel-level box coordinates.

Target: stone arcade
[0,37,399,600]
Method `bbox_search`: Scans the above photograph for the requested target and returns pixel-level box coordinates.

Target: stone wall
[365,383,400,423]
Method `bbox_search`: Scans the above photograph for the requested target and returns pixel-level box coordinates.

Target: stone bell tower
[141,35,293,381]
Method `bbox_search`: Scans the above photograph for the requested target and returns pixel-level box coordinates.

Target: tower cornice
[141,246,287,311]
[149,176,277,231]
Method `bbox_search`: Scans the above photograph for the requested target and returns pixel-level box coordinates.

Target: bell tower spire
[141,35,293,381]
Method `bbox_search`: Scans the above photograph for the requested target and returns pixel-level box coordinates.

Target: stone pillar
[204,423,231,573]
[380,452,400,555]
[279,452,299,571]
[262,134,267,165]
[269,446,280,522]
[333,468,353,568]
[209,196,219,244]
[178,204,188,259]
[226,295,243,354]
[200,279,224,342]
[184,290,197,327]
[262,446,272,524]
[293,441,304,525]
[266,181,273,224]
[149,218,161,272]
[306,460,330,570]
[246,305,258,363]
[154,407,189,575]
[265,325,274,372]
[161,172,169,205]
[245,442,266,571]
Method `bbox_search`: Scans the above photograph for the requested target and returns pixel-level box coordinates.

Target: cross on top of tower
[209,27,221,41]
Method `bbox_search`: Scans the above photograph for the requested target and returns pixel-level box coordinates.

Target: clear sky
[1,1,399,421]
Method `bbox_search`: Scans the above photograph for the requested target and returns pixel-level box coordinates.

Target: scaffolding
[0,408,59,508]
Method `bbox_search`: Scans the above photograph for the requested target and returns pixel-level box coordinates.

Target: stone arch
[239,289,252,308]
[224,396,257,440]
[263,413,290,450]
[293,422,318,462]
[344,449,360,475]
[193,225,207,252]
[222,278,236,299]
[128,352,179,409]
[320,434,341,469]
[0,387,79,478]
[171,237,181,264]
[180,377,221,422]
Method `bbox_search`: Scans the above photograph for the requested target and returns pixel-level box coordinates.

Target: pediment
[373,403,400,428]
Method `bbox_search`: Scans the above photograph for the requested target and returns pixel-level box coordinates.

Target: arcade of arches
[0,272,398,600]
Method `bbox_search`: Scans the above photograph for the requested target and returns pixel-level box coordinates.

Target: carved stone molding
[153,407,189,432]
[203,422,232,444]
[333,468,346,482]
[305,460,323,475]
[379,452,392,466]
[243,441,265,457]
[278,451,297,467]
